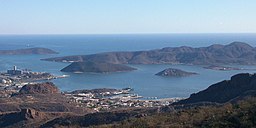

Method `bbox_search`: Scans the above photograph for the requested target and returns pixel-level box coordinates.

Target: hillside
[18,82,60,95]
[61,62,136,73]
[39,73,256,128]
[98,96,256,128]
[42,42,256,65]
[41,93,256,128]
[176,73,256,104]
[1,73,256,127]
[0,82,93,127]
[0,47,58,55]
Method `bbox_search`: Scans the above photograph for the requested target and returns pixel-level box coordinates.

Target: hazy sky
[0,0,255,34]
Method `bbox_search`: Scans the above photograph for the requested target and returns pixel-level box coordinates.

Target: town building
[7,66,23,75]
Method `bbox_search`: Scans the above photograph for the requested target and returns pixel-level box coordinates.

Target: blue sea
[0,34,256,99]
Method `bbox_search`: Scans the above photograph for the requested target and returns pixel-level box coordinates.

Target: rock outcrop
[155,68,197,77]
[18,82,59,94]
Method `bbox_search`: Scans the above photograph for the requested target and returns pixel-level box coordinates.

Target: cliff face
[43,42,256,65]
[0,47,58,55]
[176,73,256,104]
[155,68,197,77]
[61,62,136,73]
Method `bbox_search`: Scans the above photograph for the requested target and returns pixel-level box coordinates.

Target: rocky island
[156,68,197,77]
[61,62,137,73]
[0,47,58,55]
[42,42,256,65]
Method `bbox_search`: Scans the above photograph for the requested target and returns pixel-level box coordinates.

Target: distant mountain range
[42,42,256,65]
[0,47,58,55]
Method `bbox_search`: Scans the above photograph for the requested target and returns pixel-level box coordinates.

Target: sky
[0,0,256,34]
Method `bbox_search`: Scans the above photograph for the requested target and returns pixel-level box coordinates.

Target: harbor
[64,87,182,111]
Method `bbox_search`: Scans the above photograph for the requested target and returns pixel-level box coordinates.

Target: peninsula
[0,47,58,55]
[42,42,256,65]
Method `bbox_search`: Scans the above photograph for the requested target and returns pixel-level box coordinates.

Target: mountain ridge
[42,42,256,65]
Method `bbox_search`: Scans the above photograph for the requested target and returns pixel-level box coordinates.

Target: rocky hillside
[42,42,256,65]
[18,82,59,94]
[39,73,256,128]
[0,47,58,55]
[0,82,93,127]
[40,92,256,128]
[155,68,197,77]
[61,62,136,73]
[2,73,256,127]
[176,73,256,104]
[100,96,256,128]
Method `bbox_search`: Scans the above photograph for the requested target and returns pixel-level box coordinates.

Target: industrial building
[7,66,23,75]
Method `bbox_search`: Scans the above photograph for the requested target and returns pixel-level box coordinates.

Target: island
[60,62,137,73]
[155,68,197,77]
[203,65,242,71]
[42,42,256,65]
[0,47,58,55]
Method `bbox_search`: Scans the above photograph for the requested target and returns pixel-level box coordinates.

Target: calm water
[0,34,256,98]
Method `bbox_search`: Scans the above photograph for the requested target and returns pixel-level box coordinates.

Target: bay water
[0,34,256,98]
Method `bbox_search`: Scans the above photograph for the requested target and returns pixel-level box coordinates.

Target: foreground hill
[1,73,256,127]
[99,96,256,128]
[42,42,256,65]
[0,82,92,128]
[41,92,256,128]
[0,47,58,55]
[17,82,60,95]
[61,62,136,73]
[39,73,256,127]
[176,73,256,104]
